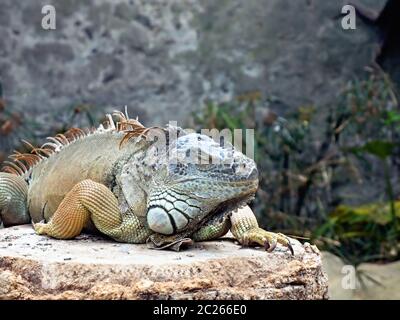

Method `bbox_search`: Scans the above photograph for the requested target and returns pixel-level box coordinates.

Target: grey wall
[0,0,387,127]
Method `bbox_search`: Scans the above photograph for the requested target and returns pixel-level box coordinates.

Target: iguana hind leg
[34,179,151,243]
[230,206,294,255]
[0,173,30,227]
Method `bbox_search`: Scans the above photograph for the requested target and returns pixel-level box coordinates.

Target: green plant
[315,71,400,264]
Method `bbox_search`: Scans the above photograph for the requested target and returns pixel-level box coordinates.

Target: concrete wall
[0,0,386,128]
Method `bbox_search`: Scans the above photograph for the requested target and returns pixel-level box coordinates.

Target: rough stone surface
[0,225,328,300]
[0,0,383,127]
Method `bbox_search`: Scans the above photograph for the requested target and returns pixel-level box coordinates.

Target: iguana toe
[241,228,294,255]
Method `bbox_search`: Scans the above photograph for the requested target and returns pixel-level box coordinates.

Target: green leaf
[385,110,400,125]
[347,140,395,159]
[362,140,395,159]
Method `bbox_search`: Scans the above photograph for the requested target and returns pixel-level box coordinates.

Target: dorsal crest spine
[1,110,163,176]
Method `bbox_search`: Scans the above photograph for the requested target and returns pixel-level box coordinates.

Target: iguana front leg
[0,173,30,227]
[230,206,294,255]
[192,206,294,255]
[33,179,152,243]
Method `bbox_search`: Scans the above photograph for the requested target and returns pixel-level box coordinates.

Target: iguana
[0,110,293,253]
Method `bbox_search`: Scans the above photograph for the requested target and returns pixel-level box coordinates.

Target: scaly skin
[0,112,293,254]
[0,173,29,226]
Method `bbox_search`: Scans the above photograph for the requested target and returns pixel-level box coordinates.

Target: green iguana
[0,110,293,253]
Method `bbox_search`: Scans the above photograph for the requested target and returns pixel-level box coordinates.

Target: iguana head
[146,132,258,235]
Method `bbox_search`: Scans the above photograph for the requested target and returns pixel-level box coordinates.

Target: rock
[0,225,328,300]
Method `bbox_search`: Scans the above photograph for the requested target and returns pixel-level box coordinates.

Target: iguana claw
[287,240,294,256]
[241,228,294,255]
[32,219,48,235]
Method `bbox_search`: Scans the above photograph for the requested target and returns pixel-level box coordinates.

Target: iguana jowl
[0,111,293,253]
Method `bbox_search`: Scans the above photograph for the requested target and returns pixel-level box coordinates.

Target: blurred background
[0,0,399,299]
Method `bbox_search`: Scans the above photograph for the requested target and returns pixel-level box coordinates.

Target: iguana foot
[230,206,294,255]
[241,227,294,255]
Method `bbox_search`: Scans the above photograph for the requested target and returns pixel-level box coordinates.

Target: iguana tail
[0,172,30,227]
